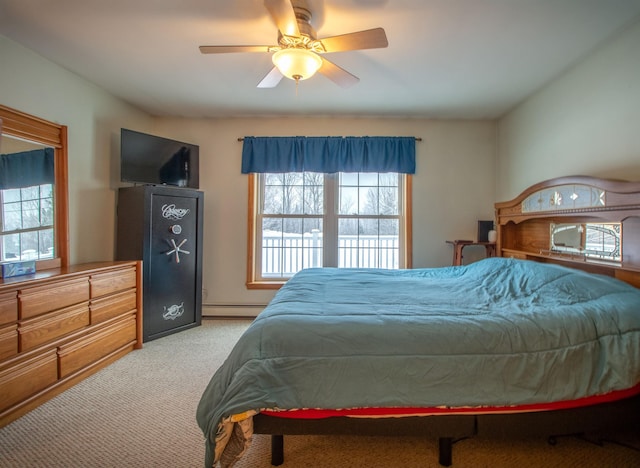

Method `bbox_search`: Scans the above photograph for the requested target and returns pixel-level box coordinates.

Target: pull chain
[293,75,301,96]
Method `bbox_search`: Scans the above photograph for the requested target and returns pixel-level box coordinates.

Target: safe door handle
[166,238,190,263]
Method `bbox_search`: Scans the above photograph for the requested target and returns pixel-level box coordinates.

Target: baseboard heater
[202,303,266,318]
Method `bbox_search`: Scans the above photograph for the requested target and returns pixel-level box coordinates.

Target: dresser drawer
[90,267,137,298]
[19,278,90,320]
[0,324,18,361]
[90,289,137,324]
[19,303,90,352]
[0,291,18,326]
[58,315,137,378]
[0,349,58,412]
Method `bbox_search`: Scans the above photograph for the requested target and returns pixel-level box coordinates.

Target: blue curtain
[241,136,416,174]
[0,148,55,190]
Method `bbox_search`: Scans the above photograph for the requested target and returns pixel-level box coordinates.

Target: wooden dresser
[0,261,143,427]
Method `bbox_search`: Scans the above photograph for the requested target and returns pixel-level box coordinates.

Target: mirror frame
[0,104,69,269]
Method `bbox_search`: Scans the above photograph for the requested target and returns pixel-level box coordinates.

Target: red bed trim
[261,383,640,419]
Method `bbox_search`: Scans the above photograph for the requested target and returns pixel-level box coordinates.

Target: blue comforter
[197,258,640,466]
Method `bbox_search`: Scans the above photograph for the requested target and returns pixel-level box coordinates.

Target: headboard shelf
[496,176,640,288]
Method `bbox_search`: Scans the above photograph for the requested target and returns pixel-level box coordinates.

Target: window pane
[283,186,303,214]
[1,233,20,261]
[304,220,323,269]
[281,218,303,276]
[263,185,283,214]
[303,172,323,186]
[339,186,358,214]
[21,186,39,201]
[287,173,303,185]
[338,218,359,268]
[1,186,54,231]
[359,219,379,268]
[359,173,378,186]
[359,218,379,236]
[360,186,378,215]
[262,218,303,277]
[380,218,399,236]
[303,173,323,215]
[262,218,283,276]
[40,184,53,198]
[22,200,41,229]
[379,184,399,215]
[3,189,21,203]
[379,219,400,269]
[338,173,399,215]
[261,216,323,277]
[3,202,22,231]
[20,231,39,259]
[41,197,54,226]
[40,228,55,258]
[264,173,284,186]
[338,218,400,269]
[340,173,358,186]
[303,185,323,215]
[379,173,398,187]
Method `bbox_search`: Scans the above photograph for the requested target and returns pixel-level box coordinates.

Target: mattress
[197,257,640,466]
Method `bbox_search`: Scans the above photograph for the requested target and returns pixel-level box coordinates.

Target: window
[1,184,55,262]
[248,172,412,287]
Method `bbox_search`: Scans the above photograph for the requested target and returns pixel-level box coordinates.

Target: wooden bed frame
[252,176,640,466]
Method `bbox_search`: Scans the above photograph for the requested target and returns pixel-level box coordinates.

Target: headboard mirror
[0,105,69,270]
[550,222,621,262]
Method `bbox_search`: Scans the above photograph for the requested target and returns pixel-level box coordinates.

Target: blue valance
[241,136,416,174]
[0,148,55,190]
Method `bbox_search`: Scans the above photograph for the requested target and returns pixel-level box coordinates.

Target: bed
[197,176,640,467]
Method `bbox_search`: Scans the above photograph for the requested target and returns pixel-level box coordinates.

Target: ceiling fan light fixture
[272,48,322,82]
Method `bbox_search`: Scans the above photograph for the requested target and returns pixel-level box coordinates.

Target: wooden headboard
[495,176,640,288]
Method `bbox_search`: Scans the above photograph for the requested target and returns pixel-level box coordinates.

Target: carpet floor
[0,318,638,467]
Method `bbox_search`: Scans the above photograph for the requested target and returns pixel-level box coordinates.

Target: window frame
[0,105,69,270]
[246,173,412,289]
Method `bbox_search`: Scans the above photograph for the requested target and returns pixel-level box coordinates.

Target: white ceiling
[1,0,640,119]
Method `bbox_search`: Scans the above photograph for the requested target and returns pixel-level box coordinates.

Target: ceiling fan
[199,0,388,88]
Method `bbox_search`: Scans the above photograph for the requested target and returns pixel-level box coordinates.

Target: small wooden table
[446,240,496,266]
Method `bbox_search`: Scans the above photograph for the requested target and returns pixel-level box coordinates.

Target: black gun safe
[116,185,203,341]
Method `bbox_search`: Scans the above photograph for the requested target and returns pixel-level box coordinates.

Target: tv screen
[120,128,199,189]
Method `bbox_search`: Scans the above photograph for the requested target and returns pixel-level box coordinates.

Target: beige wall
[153,118,496,314]
[497,18,640,201]
[0,36,153,265]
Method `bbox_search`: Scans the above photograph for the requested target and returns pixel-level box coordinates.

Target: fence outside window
[262,230,399,277]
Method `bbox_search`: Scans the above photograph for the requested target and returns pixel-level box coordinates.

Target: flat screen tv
[120,128,199,189]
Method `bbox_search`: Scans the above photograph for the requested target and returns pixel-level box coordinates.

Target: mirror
[0,105,69,269]
[550,222,621,262]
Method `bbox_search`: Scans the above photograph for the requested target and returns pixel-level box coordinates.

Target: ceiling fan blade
[257,67,284,88]
[264,0,300,37]
[318,57,359,88]
[320,27,388,53]
[199,45,273,54]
